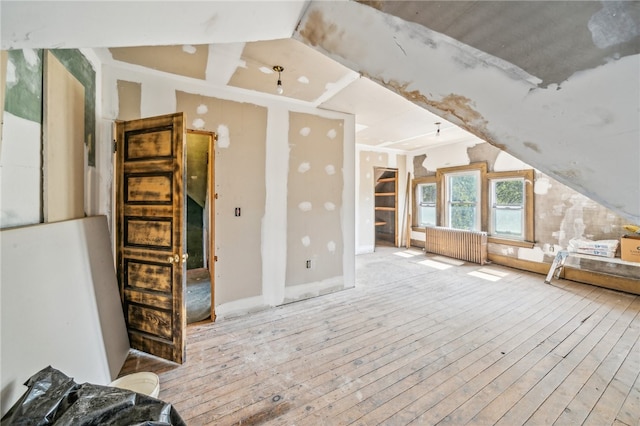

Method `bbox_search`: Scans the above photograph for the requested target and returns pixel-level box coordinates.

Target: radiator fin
[425,226,488,265]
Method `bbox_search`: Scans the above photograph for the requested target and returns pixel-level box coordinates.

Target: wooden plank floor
[119,246,640,425]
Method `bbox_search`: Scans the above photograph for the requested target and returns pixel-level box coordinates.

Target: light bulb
[276,80,284,95]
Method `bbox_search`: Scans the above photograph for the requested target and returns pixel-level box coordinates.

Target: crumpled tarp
[1,366,186,426]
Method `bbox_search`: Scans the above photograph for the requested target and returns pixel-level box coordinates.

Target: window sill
[488,237,534,249]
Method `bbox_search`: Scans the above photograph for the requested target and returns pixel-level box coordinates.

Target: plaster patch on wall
[501,247,515,256]
[534,177,552,194]
[518,246,545,263]
[196,104,208,115]
[182,45,197,54]
[557,194,588,248]
[327,241,336,253]
[325,164,336,175]
[192,118,205,129]
[365,172,371,179]
[22,49,39,68]
[298,76,310,84]
[298,201,312,212]
[422,140,473,170]
[542,243,563,256]
[300,127,311,137]
[259,66,273,74]
[217,124,230,148]
[413,154,429,177]
[365,156,370,162]
[298,162,311,173]
[468,142,499,169]
[324,202,335,211]
[6,59,17,87]
[301,236,311,247]
[327,128,337,139]
[588,2,640,49]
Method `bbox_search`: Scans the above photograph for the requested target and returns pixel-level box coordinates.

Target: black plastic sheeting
[1,366,186,426]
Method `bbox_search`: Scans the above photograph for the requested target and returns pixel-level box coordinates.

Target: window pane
[421,184,436,203]
[494,208,523,237]
[450,175,477,203]
[495,180,523,205]
[450,204,476,230]
[419,206,436,227]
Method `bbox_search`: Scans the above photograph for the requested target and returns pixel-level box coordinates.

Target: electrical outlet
[306,260,311,269]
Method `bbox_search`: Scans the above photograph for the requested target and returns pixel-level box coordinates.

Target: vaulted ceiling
[2,1,639,222]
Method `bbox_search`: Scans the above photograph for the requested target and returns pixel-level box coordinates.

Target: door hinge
[113,140,117,153]
[214,255,218,262]
[214,193,219,200]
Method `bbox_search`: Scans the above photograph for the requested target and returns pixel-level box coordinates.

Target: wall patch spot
[534,177,551,195]
[324,202,335,211]
[523,141,541,153]
[192,118,205,129]
[6,59,17,88]
[259,66,273,74]
[325,165,336,175]
[327,241,336,253]
[22,49,39,68]
[182,45,197,54]
[196,104,208,115]
[301,236,311,247]
[300,127,311,137]
[588,2,640,49]
[365,173,371,179]
[298,201,312,212]
[298,162,311,173]
[327,129,337,139]
[298,76,310,84]
[217,124,230,148]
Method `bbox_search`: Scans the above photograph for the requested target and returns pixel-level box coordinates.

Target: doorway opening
[185,130,215,324]
[374,167,398,248]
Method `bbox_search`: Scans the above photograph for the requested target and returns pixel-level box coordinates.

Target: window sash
[446,171,480,231]
[490,177,525,239]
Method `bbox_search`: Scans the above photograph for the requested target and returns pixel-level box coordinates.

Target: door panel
[116,113,186,364]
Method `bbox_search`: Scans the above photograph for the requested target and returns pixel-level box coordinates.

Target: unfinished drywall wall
[1,48,105,229]
[110,45,209,80]
[1,216,129,416]
[0,49,42,228]
[285,112,344,298]
[44,51,85,222]
[177,90,267,305]
[295,1,640,223]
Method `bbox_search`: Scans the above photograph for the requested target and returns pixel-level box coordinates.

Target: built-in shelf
[374,168,398,247]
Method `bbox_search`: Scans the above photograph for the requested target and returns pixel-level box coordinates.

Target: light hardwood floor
[119,246,640,425]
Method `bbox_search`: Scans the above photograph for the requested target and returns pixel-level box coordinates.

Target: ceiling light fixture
[435,122,441,136]
[273,65,284,95]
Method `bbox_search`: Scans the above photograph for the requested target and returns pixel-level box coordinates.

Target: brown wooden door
[115,113,186,364]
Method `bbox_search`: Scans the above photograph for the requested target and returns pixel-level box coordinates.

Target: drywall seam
[262,106,289,306]
[342,113,356,288]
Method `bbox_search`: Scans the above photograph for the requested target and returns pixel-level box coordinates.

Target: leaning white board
[0,216,130,415]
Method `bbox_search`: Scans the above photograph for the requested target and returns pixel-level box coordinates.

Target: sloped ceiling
[2,0,639,222]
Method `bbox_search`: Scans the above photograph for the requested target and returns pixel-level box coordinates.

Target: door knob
[182,253,189,264]
[167,254,180,263]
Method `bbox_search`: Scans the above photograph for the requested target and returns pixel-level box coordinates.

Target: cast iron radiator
[424,226,488,265]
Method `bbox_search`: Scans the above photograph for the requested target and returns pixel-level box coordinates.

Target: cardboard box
[620,235,640,262]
